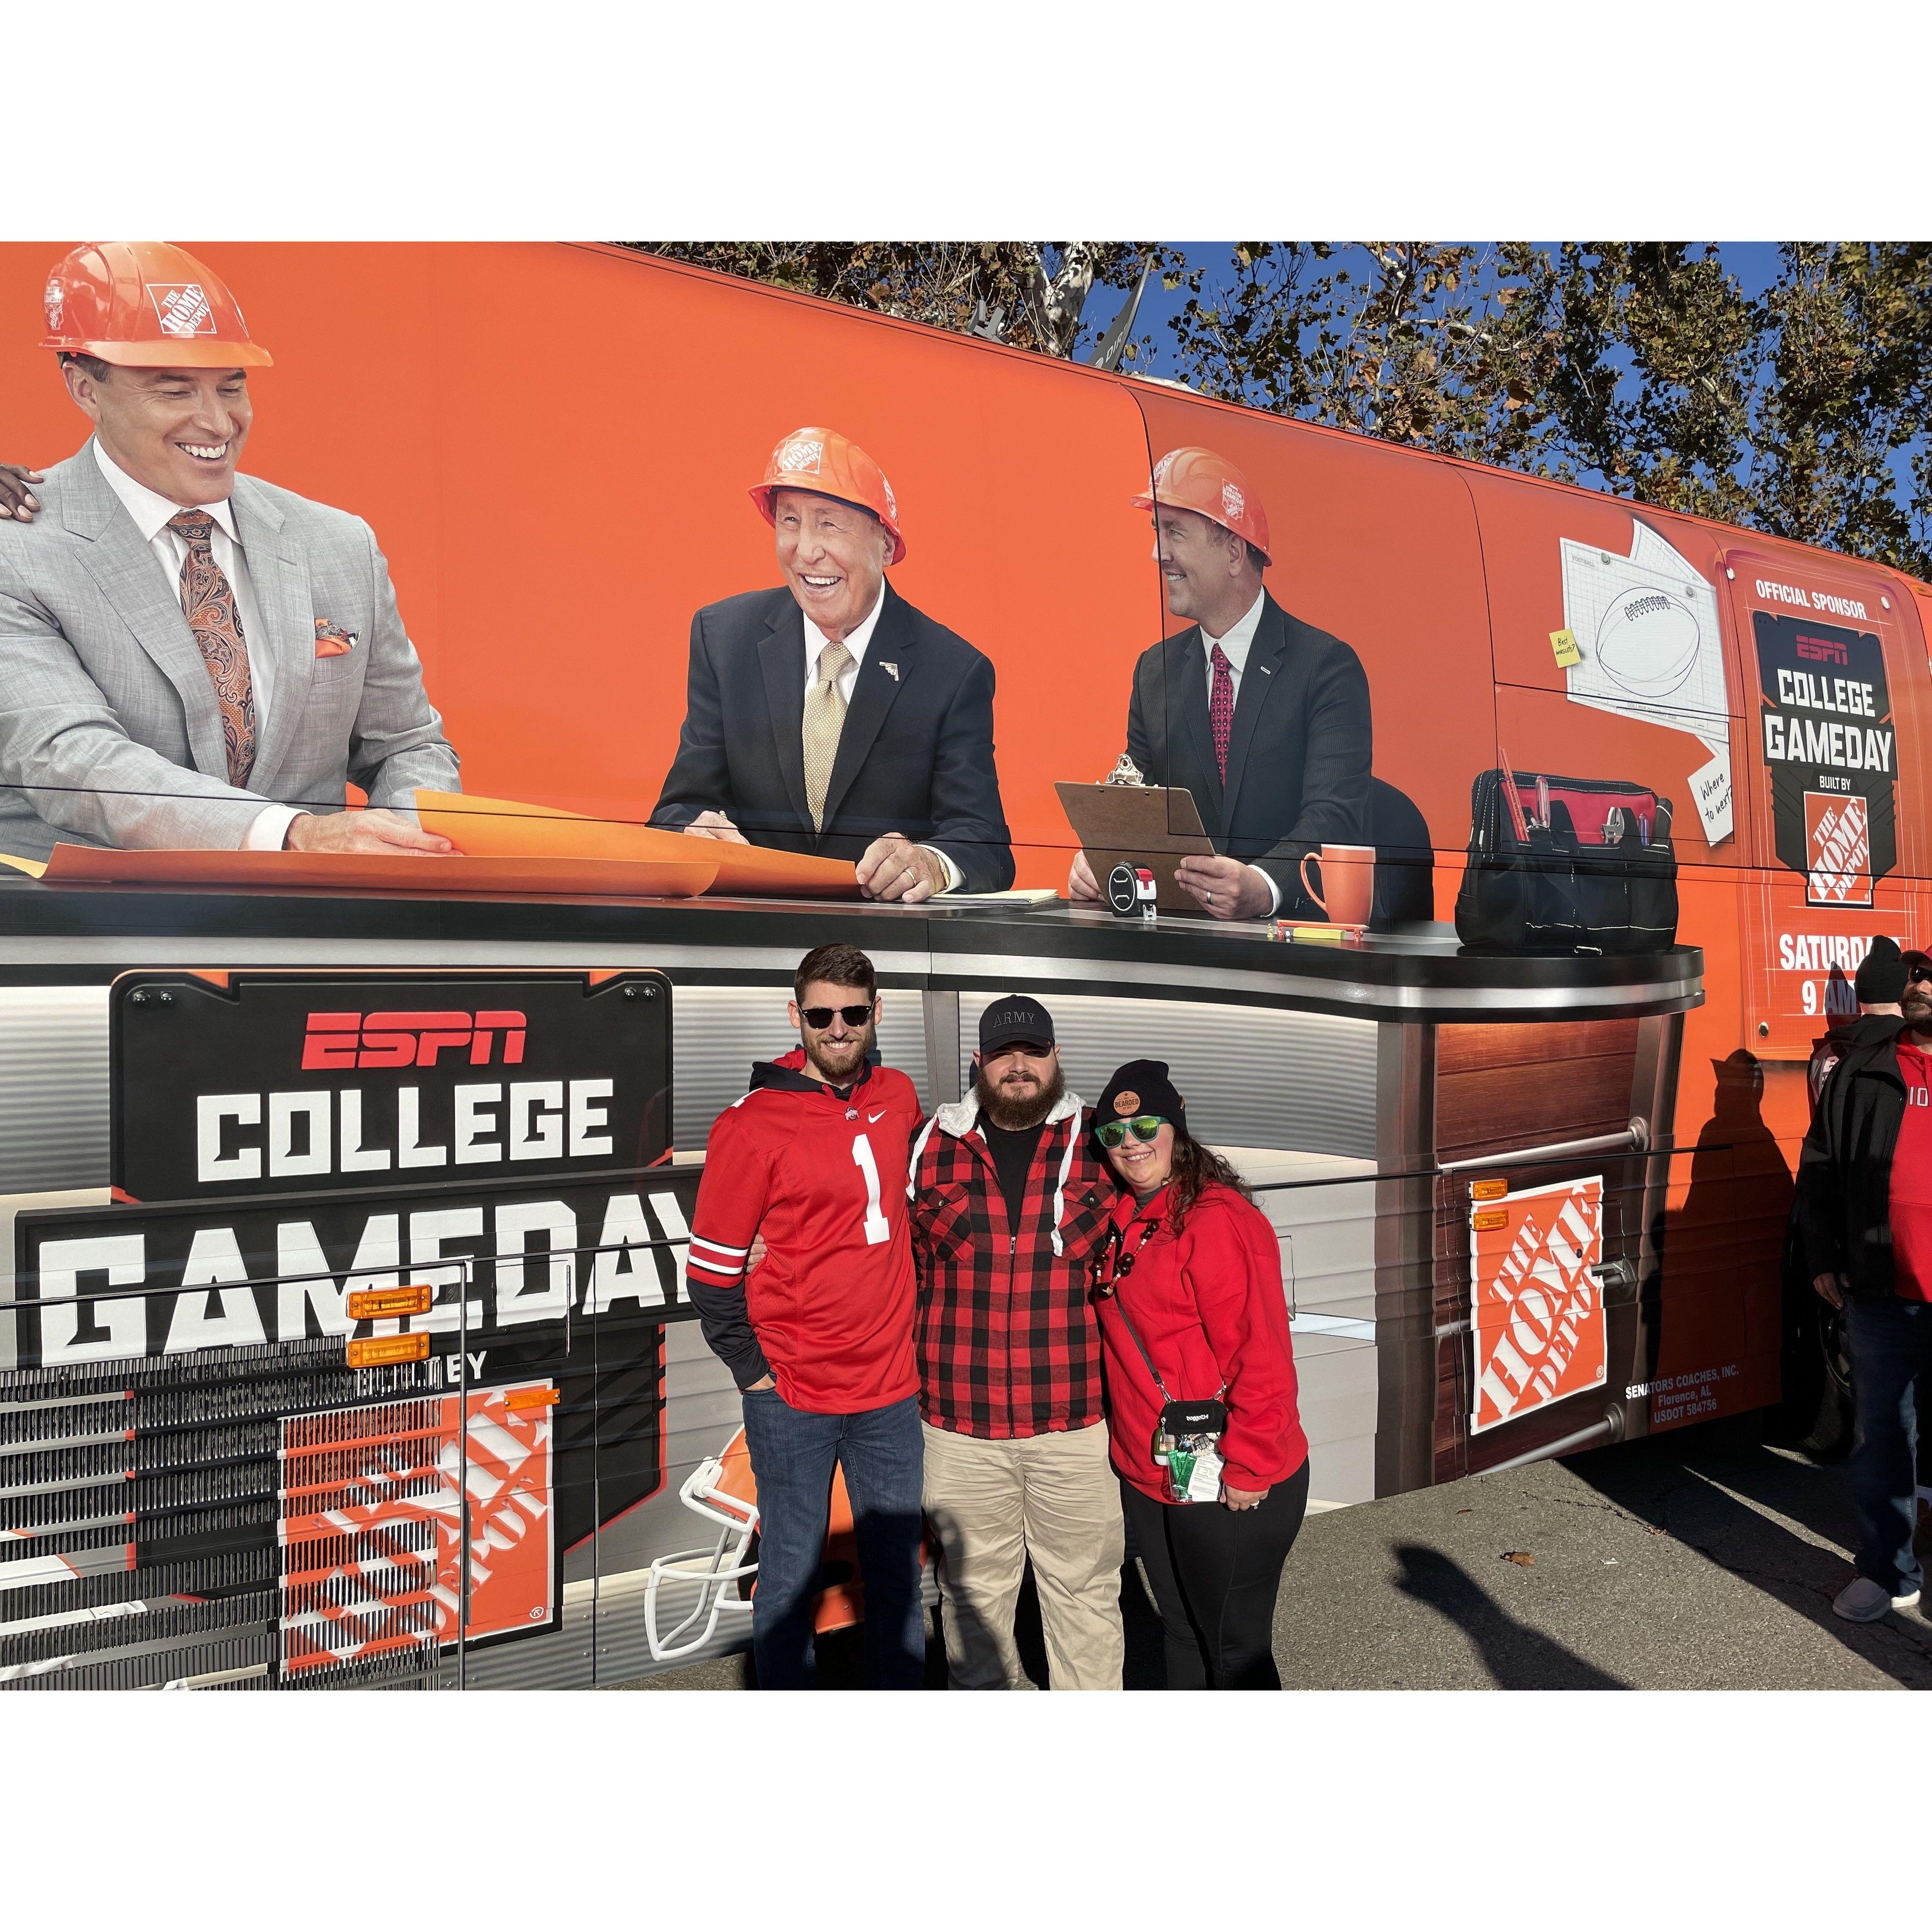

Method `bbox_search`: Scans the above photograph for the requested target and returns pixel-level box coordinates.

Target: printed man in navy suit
[1069,446,1372,921]
[652,426,1013,899]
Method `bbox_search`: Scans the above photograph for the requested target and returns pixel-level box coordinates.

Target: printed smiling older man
[651,426,1013,898]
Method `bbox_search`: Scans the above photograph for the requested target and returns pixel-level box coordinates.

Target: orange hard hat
[39,241,272,369]
[750,426,906,564]
[1130,446,1270,564]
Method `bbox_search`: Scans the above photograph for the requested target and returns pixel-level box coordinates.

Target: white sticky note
[1690,749,1733,847]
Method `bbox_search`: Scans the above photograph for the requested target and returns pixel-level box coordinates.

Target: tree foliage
[629,241,1932,580]
[1164,242,1932,580]
[630,242,1179,361]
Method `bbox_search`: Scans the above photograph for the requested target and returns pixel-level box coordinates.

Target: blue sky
[1109,242,1789,384]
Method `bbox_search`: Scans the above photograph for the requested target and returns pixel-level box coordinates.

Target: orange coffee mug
[1298,843,1376,926]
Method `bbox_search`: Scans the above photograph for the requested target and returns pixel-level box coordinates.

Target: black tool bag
[1454,768,1679,954]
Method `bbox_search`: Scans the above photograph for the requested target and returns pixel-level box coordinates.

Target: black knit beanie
[1855,935,1907,1005]
[1092,1059,1188,1141]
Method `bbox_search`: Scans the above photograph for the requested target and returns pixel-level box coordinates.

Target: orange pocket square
[314,620,357,657]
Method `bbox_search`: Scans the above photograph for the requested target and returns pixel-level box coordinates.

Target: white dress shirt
[1199,588,1280,916]
[92,441,299,851]
[801,585,960,892]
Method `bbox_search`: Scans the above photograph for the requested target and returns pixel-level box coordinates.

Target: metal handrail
[1437,1116,1649,1174]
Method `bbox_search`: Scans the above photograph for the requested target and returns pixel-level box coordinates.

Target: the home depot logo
[301,1010,529,1070]
[147,282,215,337]
[1470,1176,1607,1434]
[1805,792,1872,907]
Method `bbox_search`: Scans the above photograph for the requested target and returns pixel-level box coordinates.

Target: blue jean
[1844,1298,1932,1595]
[739,1387,926,1689]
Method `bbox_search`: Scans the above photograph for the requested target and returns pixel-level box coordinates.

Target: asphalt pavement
[618,1413,1932,1691]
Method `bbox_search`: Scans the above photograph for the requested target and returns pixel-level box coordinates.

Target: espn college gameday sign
[109,969,671,1201]
[1469,1176,1607,1435]
[13,969,696,1373]
[1752,610,1897,909]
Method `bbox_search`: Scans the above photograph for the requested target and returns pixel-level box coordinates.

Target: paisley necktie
[168,510,256,787]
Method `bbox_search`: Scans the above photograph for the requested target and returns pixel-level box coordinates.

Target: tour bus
[0,242,1911,1687]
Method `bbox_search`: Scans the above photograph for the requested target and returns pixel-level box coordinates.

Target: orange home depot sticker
[277,1382,555,1676]
[1805,791,1873,907]
[1470,1177,1606,1435]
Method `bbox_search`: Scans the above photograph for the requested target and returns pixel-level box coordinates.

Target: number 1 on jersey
[851,1133,890,1245]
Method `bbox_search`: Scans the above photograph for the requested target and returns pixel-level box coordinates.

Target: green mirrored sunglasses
[1096,1114,1169,1149]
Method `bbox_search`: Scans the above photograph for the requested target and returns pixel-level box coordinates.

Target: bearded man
[907,994,1125,1689]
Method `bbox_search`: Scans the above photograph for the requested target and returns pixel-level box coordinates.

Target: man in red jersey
[684,942,927,1688]
[1799,953,1932,1623]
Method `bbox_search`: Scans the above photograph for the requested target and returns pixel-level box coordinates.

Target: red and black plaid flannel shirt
[908,1094,1118,1438]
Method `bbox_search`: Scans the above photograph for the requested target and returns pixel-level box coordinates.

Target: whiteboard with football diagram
[1560,522,1735,846]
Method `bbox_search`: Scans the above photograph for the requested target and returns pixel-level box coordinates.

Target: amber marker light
[346,1283,435,1321]
[346,1333,433,1368]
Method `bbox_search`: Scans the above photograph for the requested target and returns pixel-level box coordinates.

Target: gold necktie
[803,639,852,832]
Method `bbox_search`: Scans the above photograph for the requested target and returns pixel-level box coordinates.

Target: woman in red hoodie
[1089,1060,1309,1690]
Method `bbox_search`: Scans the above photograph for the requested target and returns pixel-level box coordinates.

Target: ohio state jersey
[687,1048,921,1413]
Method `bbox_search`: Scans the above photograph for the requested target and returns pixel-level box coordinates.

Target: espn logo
[302,1010,529,1070]
[1794,632,1850,666]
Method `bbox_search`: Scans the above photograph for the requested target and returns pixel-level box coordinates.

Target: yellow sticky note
[1550,628,1582,668]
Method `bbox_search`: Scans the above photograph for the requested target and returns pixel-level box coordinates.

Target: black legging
[1122,1459,1310,1690]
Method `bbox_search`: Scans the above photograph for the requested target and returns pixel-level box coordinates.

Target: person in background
[1807,937,1911,1109]
[908,994,1123,1689]
[1087,1058,1309,1688]
[0,242,459,862]
[652,426,1013,897]
[1805,940,1932,1559]
[683,943,928,1688]
[1067,446,1371,921]
[1797,954,1932,1622]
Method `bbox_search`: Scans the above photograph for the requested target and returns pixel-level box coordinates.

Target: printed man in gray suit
[0,241,459,863]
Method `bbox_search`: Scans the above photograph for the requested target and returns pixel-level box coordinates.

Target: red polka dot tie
[1209,640,1234,784]
[168,511,256,788]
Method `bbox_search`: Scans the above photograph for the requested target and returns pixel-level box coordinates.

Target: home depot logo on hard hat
[149,283,216,338]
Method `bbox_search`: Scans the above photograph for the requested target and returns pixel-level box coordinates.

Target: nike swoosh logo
[868,1110,887,1122]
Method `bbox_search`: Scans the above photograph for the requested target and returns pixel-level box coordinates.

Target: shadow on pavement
[1390,1544,1630,1688]
[1563,1414,1932,1689]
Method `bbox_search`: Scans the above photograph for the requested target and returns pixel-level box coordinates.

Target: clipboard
[1055,781,1216,913]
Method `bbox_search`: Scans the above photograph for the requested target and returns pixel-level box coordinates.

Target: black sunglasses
[800,1002,874,1029]
[1911,966,1932,986]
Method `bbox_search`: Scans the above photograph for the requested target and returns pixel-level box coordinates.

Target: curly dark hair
[1157,1128,1252,1235]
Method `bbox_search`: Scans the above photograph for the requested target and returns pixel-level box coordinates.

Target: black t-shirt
[979,1115,1047,1226]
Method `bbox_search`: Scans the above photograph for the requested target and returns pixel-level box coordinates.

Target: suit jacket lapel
[758,598,813,828]
[230,477,314,794]
[62,448,233,782]
[821,582,913,830]
[1164,628,1222,837]
[1220,595,1288,829]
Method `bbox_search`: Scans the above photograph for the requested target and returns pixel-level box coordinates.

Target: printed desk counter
[0,874,1702,1688]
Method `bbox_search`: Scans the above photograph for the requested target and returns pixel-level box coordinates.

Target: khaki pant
[921,1419,1125,1690]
